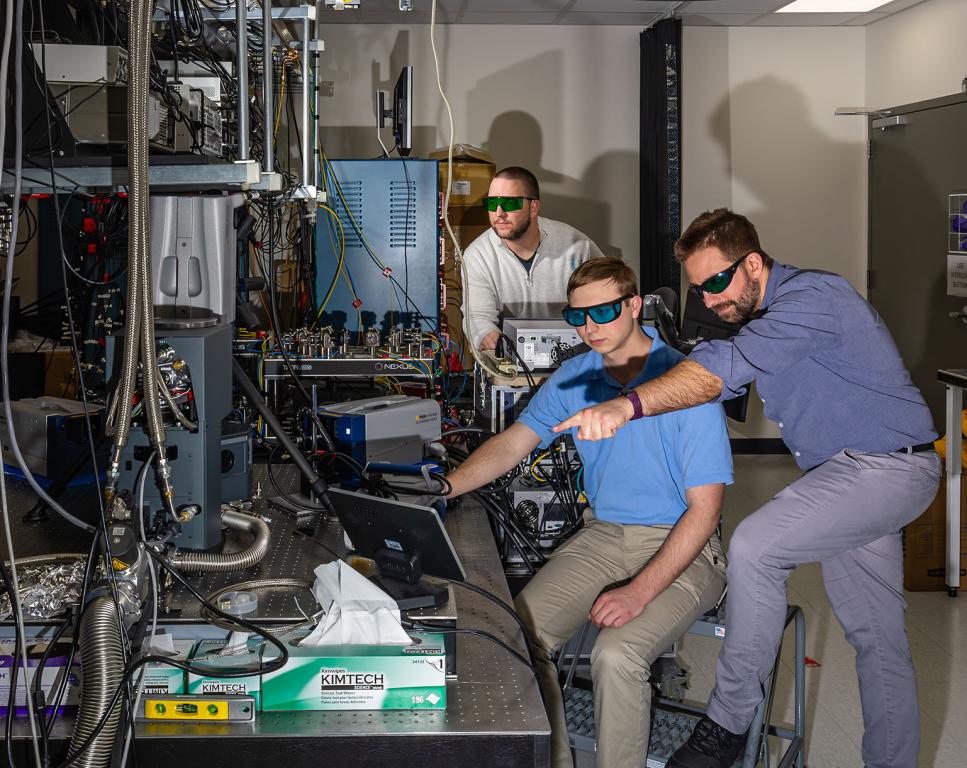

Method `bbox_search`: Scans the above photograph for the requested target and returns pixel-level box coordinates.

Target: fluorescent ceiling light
[776,0,891,11]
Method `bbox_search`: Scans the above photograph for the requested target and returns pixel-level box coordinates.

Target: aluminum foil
[0,559,87,620]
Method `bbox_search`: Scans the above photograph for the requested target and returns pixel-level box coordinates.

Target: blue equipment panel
[316,159,440,333]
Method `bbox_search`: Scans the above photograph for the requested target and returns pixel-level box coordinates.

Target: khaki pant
[515,517,726,768]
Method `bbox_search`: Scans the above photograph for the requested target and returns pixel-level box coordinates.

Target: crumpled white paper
[301,561,412,646]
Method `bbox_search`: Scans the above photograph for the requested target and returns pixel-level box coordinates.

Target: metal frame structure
[3,3,319,194]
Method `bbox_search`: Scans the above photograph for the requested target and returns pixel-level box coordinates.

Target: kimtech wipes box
[187,639,262,707]
[140,638,194,696]
[261,633,446,711]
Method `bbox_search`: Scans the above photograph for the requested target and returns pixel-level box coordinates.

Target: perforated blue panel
[315,159,440,334]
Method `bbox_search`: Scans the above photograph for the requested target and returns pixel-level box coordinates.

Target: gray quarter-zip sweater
[462,216,603,348]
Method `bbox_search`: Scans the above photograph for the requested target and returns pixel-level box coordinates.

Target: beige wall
[682,25,867,439]
[316,23,642,265]
[866,0,967,109]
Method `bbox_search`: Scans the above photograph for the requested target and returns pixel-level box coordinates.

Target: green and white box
[140,639,194,696]
[261,633,446,711]
[187,640,262,707]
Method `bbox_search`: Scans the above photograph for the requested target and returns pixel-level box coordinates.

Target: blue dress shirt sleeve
[689,281,842,402]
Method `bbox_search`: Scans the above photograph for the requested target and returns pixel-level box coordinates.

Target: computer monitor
[328,487,465,609]
[392,66,413,157]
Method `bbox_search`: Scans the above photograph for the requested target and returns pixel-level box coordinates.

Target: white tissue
[301,561,412,646]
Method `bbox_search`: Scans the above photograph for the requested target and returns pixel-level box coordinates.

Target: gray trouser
[706,449,941,768]
[515,517,726,768]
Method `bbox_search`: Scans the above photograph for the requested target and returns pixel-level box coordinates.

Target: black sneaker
[666,716,749,768]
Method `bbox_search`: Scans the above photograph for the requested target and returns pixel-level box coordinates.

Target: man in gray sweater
[462,167,604,351]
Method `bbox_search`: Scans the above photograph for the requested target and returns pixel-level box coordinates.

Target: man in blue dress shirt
[447,257,734,768]
[555,210,940,768]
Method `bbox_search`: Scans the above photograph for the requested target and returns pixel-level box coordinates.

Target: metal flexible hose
[70,596,125,768]
[158,378,198,431]
[170,509,271,573]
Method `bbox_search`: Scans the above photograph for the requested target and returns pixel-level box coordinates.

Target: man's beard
[494,212,532,242]
[712,276,760,324]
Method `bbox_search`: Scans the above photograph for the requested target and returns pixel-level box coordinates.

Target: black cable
[403,619,536,675]
[1,558,24,768]
[498,333,537,393]
[473,490,547,564]
[31,606,73,764]
[45,536,101,738]
[471,493,537,575]
[263,198,336,454]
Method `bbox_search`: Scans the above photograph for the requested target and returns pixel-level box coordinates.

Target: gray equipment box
[49,84,173,150]
[0,397,103,482]
[172,85,223,157]
[321,395,441,466]
[33,44,128,84]
[502,318,586,372]
[107,324,232,550]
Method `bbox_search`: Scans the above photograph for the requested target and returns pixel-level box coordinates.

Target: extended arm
[589,482,724,629]
[447,423,542,499]
[554,360,724,441]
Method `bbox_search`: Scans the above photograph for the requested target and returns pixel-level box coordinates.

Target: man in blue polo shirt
[447,256,733,768]
[555,210,940,768]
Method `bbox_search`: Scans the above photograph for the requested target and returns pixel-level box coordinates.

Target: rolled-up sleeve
[688,285,842,402]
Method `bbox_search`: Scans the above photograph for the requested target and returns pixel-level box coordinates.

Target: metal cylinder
[262,0,273,174]
[236,0,249,160]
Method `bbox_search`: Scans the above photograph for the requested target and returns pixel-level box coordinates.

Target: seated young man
[446,257,732,768]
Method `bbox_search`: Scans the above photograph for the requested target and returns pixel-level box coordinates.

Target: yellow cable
[274,66,287,136]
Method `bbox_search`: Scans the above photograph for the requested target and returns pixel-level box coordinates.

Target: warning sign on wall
[948,253,967,297]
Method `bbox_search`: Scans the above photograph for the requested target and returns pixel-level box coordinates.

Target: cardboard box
[187,640,262,707]
[262,633,446,711]
[44,349,77,399]
[903,476,967,591]
[430,145,495,207]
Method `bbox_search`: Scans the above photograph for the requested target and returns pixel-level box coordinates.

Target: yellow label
[111,557,129,571]
[144,699,228,721]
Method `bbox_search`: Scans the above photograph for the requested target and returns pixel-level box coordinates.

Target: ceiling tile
[841,11,889,25]
[458,10,563,24]
[875,0,929,13]
[681,12,766,25]
[559,10,661,24]
[680,0,787,12]
[569,0,678,11]
[750,11,866,24]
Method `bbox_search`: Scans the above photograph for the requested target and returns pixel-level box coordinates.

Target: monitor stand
[369,573,448,611]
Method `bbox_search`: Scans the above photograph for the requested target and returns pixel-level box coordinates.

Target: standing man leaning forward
[448,257,733,768]
[555,209,940,768]
[462,166,603,352]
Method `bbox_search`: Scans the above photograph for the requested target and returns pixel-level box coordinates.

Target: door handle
[872,115,911,130]
[950,306,967,324]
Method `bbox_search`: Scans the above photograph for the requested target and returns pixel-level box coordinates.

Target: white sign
[948,253,967,298]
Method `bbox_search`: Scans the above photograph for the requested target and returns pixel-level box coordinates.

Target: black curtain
[639,19,682,295]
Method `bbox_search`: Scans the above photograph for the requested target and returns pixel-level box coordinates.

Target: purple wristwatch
[625,390,645,421]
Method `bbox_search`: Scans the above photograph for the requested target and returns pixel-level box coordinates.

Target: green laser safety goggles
[689,251,755,297]
[482,196,535,213]
[562,295,634,327]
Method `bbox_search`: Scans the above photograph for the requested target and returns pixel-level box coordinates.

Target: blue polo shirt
[517,327,733,526]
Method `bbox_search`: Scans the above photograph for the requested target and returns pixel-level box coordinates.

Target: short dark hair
[567,257,638,299]
[675,208,773,267]
[494,166,540,199]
